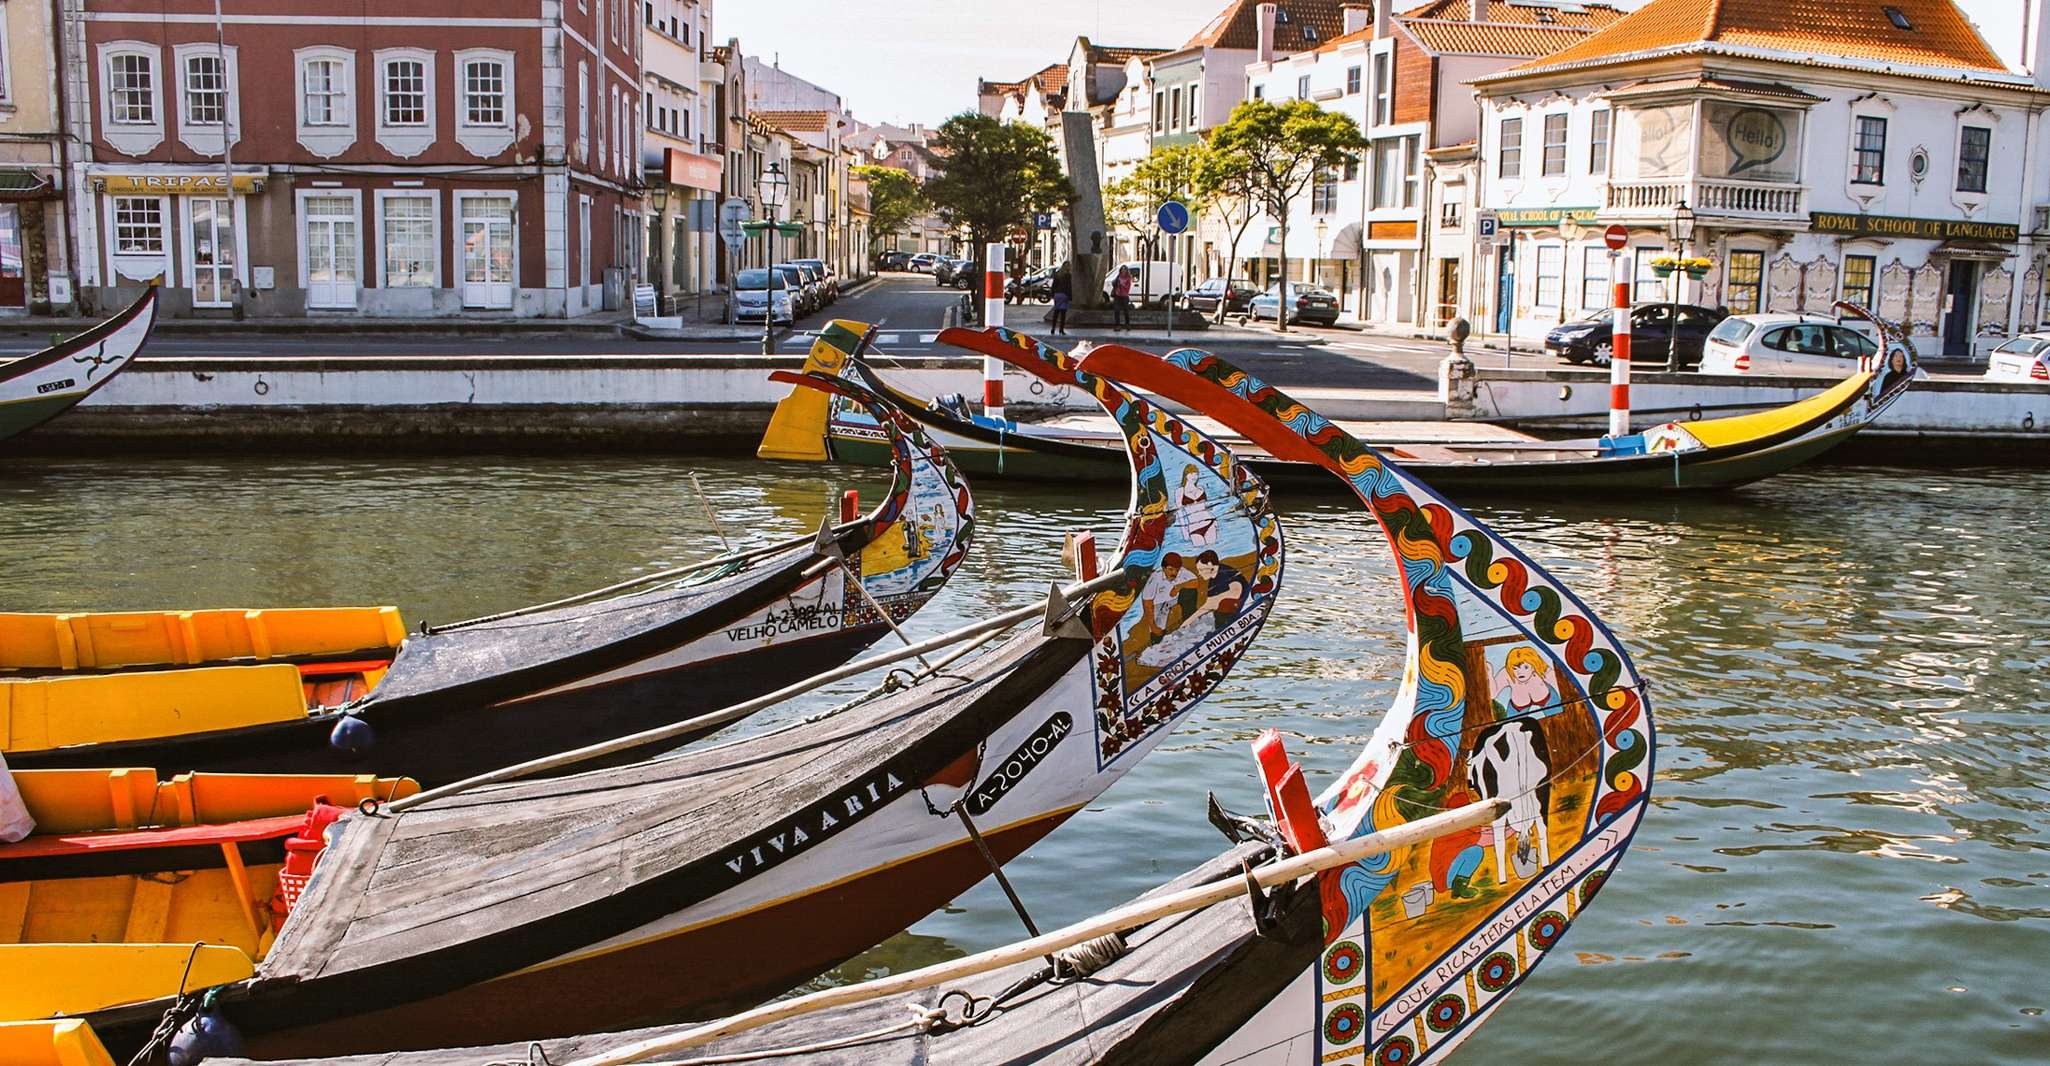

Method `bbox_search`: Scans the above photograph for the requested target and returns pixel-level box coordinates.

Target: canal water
[4,456,2046,1062]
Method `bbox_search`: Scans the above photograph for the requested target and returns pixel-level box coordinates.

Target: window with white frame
[1297,74,1310,99]
[113,197,165,254]
[1841,253,1876,310]
[183,53,226,125]
[1346,66,1360,94]
[1499,117,1522,179]
[1957,125,1990,194]
[1403,134,1419,208]
[384,58,427,126]
[1439,195,1462,229]
[1370,139,1401,209]
[1541,113,1567,176]
[381,195,436,287]
[455,49,515,156]
[1535,244,1563,309]
[1371,52,1390,125]
[109,52,155,124]
[577,62,590,162]
[1589,109,1611,174]
[302,57,347,125]
[1580,246,1610,311]
[464,57,508,126]
[1187,81,1199,126]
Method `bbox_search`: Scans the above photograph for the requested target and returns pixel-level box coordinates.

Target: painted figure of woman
[1492,646,1559,718]
[1178,466,1219,547]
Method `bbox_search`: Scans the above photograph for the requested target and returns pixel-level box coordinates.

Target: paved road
[0,274,1489,392]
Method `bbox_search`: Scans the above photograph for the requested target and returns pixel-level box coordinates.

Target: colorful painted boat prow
[1082,340,1654,1065]
[0,289,155,447]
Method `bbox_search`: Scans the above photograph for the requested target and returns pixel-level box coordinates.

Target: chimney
[1343,3,1370,35]
[1256,2,1278,63]
[1375,0,1391,38]
[1470,0,1487,21]
[2028,0,2050,87]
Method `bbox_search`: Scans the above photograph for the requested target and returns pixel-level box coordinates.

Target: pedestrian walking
[1050,266,1073,336]
[1112,266,1134,331]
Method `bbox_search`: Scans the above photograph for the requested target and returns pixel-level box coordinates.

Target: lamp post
[646,182,670,316]
[761,162,788,356]
[1667,200,1695,370]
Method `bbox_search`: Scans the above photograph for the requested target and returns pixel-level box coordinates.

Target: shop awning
[1329,222,1362,260]
[1934,239,2013,261]
[0,169,54,201]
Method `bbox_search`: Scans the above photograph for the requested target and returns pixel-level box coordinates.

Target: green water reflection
[3,457,2045,1062]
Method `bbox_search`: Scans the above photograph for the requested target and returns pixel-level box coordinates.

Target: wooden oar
[383,571,1131,813]
[565,800,1507,1066]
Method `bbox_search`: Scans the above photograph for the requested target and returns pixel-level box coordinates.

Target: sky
[714,0,2028,130]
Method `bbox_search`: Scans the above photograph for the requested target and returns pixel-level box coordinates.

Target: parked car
[1544,303,1727,368]
[1100,261,1180,307]
[1982,333,2050,382]
[1181,278,1259,317]
[771,264,817,316]
[730,268,794,324]
[932,256,968,286]
[877,251,912,271]
[1248,283,1341,326]
[949,260,986,290]
[790,262,832,309]
[792,258,837,302]
[1008,270,1055,304]
[1698,313,1880,375]
[908,253,941,274]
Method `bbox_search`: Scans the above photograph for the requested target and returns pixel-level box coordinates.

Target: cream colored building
[0,0,70,312]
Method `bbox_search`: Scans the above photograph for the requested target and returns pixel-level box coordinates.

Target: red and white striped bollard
[983,242,1006,420]
[1609,279,1631,438]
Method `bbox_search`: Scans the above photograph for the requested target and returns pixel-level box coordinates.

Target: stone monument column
[1061,111,1110,310]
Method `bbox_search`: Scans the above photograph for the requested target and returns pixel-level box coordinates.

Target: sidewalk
[946,301,1335,347]
[0,309,636,338]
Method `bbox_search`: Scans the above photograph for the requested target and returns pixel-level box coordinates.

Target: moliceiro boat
[5,335,974,785]
[0,290,154,447]
[199,347,1653,1066]
[86,327,1283,1059]
[769,307,1918,494]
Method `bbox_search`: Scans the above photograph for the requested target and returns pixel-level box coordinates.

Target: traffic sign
[1156,200,1191,235]
[1476,210,1500,243]
[718,197,748,248]
[1604,223,1629,252]
[1033,212,1054,230]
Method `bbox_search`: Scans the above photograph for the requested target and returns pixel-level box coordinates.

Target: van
[1101,261,1181,307]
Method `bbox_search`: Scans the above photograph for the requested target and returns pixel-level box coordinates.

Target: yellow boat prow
[757,319,871,462]
[0,1019,120,1066]
[0,942,254,1021]
[1684,369,1874,449]
[1,663,309,755]
[0,605,406,672]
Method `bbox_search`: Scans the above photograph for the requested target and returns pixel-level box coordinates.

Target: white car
[1984,333,2050,382]
[1698,313,1879,375]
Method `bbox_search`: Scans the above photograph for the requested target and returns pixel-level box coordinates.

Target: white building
[1471,0,2048,361]
[641,0,721,313]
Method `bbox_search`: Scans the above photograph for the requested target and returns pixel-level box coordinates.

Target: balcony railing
[1604,178,1804,222]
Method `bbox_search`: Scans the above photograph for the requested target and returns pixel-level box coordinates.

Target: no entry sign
[1604,224,1629,252]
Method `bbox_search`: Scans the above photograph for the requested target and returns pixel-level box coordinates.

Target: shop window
[113,197,164,254]
[381,195,437,288]
[1841,254,1876,310]
[1725,250,1764,314]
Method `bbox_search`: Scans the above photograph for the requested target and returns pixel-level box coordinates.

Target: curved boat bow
[0,290,156,447]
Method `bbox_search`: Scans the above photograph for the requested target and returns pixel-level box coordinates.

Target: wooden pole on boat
[1609,278,1632,438]
[565,800,1508,1066]
[382,570,1129,813]
[983,242,1006,420]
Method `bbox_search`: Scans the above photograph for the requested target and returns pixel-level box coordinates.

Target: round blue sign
[1156,200,1191,235]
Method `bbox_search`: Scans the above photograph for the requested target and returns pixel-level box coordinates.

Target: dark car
[949,260,984,290]
[791,258,837,303]
[877,251,912,271]
[772,264,817,316]
[1182,278,1258,317]
[1248,283,1341,326]
[1545,303,1727,368]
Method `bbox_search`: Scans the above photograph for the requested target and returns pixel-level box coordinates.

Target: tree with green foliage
[922,113,1072,267]
[1103,142,1209,305]
[1192,142,1263,323]
[1207,99,1367,330]
[852,165,925,257]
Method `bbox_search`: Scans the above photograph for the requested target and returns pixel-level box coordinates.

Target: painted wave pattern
[822,370,976,607]
[984,327,1283,768]
[1161,347,1653,1065]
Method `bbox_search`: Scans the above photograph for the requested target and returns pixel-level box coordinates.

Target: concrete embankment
[1447,364,2049,461]
[24,354,1075,453]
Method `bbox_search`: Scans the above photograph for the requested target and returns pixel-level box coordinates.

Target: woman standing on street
[1112,265,1134,331]
[1049,265,1072,335]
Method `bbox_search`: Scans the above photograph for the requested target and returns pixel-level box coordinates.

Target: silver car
[729,268,794,324]
[1985,333,2050,383]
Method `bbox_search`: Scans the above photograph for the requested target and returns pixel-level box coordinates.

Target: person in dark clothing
[1049,266,1073,335]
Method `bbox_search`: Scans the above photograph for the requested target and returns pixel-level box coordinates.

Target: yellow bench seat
[0,943,255,1021]
[1,663,312,755]
[10,767,419,833]
[0,605,405,672]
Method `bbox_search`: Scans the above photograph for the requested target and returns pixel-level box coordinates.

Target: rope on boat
[560,800,1507,1066]
[688,472,734,553]
[383,571,1131,814]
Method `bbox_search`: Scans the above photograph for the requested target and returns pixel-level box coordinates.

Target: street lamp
[1667,201,1695,370]
[761,162,788,356]
[646,182,670,315]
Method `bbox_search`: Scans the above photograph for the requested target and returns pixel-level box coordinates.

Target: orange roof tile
[1399,0,1624,28]
[1185,0,1351,51]
[1508,0,2008,76]
[753,110,834,133]
[1399,19,1600,56]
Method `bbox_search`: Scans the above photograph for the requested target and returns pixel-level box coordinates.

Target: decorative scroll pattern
[1158,348,1652,1066]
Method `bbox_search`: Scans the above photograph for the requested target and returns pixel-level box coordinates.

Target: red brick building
[61,0,644,317]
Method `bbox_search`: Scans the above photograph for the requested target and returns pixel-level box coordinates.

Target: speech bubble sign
[1725,108,1787,176]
